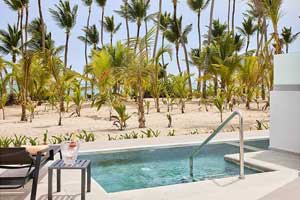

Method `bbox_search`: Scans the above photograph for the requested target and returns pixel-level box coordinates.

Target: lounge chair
[0,146,61,200]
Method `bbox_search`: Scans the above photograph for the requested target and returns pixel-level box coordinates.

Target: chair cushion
[22,145,49,156]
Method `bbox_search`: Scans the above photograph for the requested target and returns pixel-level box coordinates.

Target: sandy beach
[0,99,269,141]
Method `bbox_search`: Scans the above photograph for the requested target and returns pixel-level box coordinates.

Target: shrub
[0,137,13,147]
[27,137,39,146]
[111,103,131,130]
[167,129,176,136]
[77,130,96,142]
[12,135,27,147]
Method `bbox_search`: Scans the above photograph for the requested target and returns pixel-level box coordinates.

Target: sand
[0,99,269,141]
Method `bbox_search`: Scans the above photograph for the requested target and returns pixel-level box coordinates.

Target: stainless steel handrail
[189,111,245,179]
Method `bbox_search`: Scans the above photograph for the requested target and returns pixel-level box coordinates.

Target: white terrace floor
[1,130,300,200]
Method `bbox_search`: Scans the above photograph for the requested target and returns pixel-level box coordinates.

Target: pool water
[79,140,268,193]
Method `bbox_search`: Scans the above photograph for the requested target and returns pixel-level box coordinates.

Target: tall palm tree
[231,0,236,35]
[262,0,282,54]
[38,0,45,53]
[187,0,210,93]
[0,24,21,95]
[281,27,300,53]
[152,0,162,59]
[165,17,192,75]
[202,0,215,99]
[95,0,107,47]
[3,0,22,31]
[49,0,78,125]
[78,25,99,99]
[101,16,122,46]
[237,17,258,53]
[82,0,93,98]
[158,12,172,66]
[227,0,231,32]
[115,0,130,45]
[127,0,150,51]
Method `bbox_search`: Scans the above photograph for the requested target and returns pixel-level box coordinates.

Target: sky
[0,0,300,85]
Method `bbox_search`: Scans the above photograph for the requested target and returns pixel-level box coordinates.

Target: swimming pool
[79,139,268,193]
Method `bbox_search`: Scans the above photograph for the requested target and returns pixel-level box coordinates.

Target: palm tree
[0,24,21,95]
[49,0,78,122]
[157,12,172,66]
[262,0,282,54]
[281,27,300,53]
[78,25,99,99]
[82,0,93,97]
[95,0,107,47]
[3,0,22,31]
[231,0,236,35]
[101,16,122,46]
[237,17,258,54]
[165,17,192,75]
[152,0,162,59]
[187,0,210,93]
[227,0,231,32]
[127,0,150,51]
[202,0,215,99]
[37,0,45,53]
[115,0,130,45]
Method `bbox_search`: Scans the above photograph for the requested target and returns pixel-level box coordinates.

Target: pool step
[225,141,264,152]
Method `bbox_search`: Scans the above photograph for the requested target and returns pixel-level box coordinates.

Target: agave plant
[77,129,96,142]
[27,136,39,146]
[0,136,13,147]
[13,135,27,147]
[111,103,131,130]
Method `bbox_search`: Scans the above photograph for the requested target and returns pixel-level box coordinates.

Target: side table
[48,159,91,200]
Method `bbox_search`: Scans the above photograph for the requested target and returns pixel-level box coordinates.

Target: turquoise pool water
[79,140,268,193]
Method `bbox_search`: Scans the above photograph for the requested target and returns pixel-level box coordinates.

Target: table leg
[57,169,61,192]
[87,163,91,192]
[48,169,53,200]
[81,169,86,200]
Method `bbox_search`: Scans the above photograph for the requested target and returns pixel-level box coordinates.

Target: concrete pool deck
[1,130,300,200]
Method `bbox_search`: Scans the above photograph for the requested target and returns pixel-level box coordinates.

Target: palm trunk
[20,8,24,53]
[272,24,281,54]
[203,0,215,99]
[246,35,250,54]
[231,0,236,36]
[38,0,45,53]
[125,0,130,45]
[110,32,113,47]
[175,44,182,74]
[145,20,149,60]
[137,78,145,128]
[17,10,20,31]
[180,38,193,96]
[286,44,289,53]
[25,3,29,52]
[161,35,165,66]
[101,6,105,46]
[21,56,30,122]
[84,6,92,98]
[227,0,231,32]
[152,0,162,59]
[196,10,202,93]
[135,21,141,52]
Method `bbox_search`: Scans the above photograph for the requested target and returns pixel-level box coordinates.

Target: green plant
[111,103,131,130]
[214,91,225,122]
[12,135,27,147]
[190,129,200,135]
[0,137,13,147]
[108,134,117,141]
[50,135,64,144]
[27,137,39,146]
[130,131,139,139]
[166,113,172,128]
[77,130,96,142]
[144,100,150,114]
[167,129,176,136]
[119,133,132,140]
[141,128,160,138]
[256,120,269,130]
[43,130,48,145]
